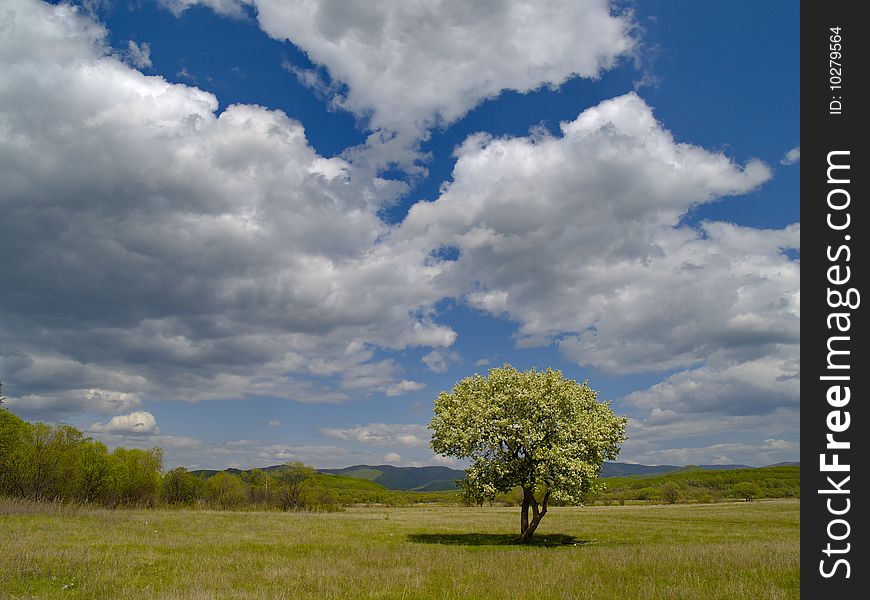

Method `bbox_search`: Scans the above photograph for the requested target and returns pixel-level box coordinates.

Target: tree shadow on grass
[407,533,588,548]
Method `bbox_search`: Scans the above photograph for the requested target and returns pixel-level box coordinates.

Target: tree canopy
[429,365,627,541]
[0,406,163,506]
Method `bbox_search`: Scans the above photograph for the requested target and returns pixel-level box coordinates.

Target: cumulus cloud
[617,401,799,467]
[267,419,280,427]
[421,350,459,373]
[624,353,799,417]
[391,93,798,449]
[620,437,797,467]
[383,452,401,464]
[166,0,634,136]
[320,423,430,447]
[398,93,792,374]
[3,388,142,418]
[163,0,636,172]
[385,380,425,397]
[2,2,799,465]
[0,0,453,416]
[780,146,800,165]
[89,411,160,435]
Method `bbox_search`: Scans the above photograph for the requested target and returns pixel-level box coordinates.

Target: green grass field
[0,498,799,599]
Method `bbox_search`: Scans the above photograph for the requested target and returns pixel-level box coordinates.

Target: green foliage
[430,365,627,540]
[0,408,515,513]
[313,473,386,492]
[326,467,382,482]
[730,481,764,501]
[108,447,164,507]
[661,481,681,504]
[320,465,466,491]
[162,467,201,505]
[0,408,28,494]
[591,466,799,505]
[273,462,316,510]
[206,472,247,509]
[241,468,271,504]
[187,466,460,509]
[430,365,627,505]
[0,408,163,506]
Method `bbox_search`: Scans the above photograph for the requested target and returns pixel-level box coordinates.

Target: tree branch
[540,489,551,516]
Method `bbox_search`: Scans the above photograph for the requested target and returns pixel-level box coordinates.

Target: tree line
[581,466,800,505]
[0,406,367,510]
[1,407,164,506]
[1,390,799,513]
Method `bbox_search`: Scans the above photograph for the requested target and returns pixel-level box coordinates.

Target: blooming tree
[430,365,627,542]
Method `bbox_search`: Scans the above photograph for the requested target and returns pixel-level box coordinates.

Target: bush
[273,462,316,510]
[730,482,763,502]
[163,467,201,505]
[205,472,246,509]
[633,487,659,502]
[660,482,681,504]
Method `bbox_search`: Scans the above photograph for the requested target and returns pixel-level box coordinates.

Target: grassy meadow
[1,498,799,599]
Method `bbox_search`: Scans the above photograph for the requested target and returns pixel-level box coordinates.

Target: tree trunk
[517,488,550,542]
[520,488,530,535]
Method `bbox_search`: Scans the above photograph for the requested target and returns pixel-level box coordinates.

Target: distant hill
[677,464,753,472]
[317,462,745,489]
[318,465,465,491]
[189,466,388,493]
[598,463,679,478]
[593,465,800,503]
[318,463,688,490]
[190,461,800,492]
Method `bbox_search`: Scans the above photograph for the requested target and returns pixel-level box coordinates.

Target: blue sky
[0,0,799,469]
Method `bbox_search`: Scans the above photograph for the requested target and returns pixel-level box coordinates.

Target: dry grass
[0,498,799,599]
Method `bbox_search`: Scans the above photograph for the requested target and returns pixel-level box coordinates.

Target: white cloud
[88,430,390,469]
[620,437,797,467]
[399,93,792,377]
[385,380,425,397]
[383,452,401,464]
[267,419,280,427]
[2,2,799,466]
[0,0,454,417]
[3,387,142,418]
[624,353,799,417]
[89,410,160,435]
[780,146,800,165]
[168,0,635,137]
[431,454,462,467]
[320,423,429,447]
[160,0,249,18]
[163,0,637,173]
[391,93,797,453]
[123,40,152,69]
[617,404,798,467]
[421,350,459,373]
[0,352,147,417]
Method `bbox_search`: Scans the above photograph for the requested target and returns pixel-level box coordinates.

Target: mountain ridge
[316,461,798,490]
[189,461,799,491]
